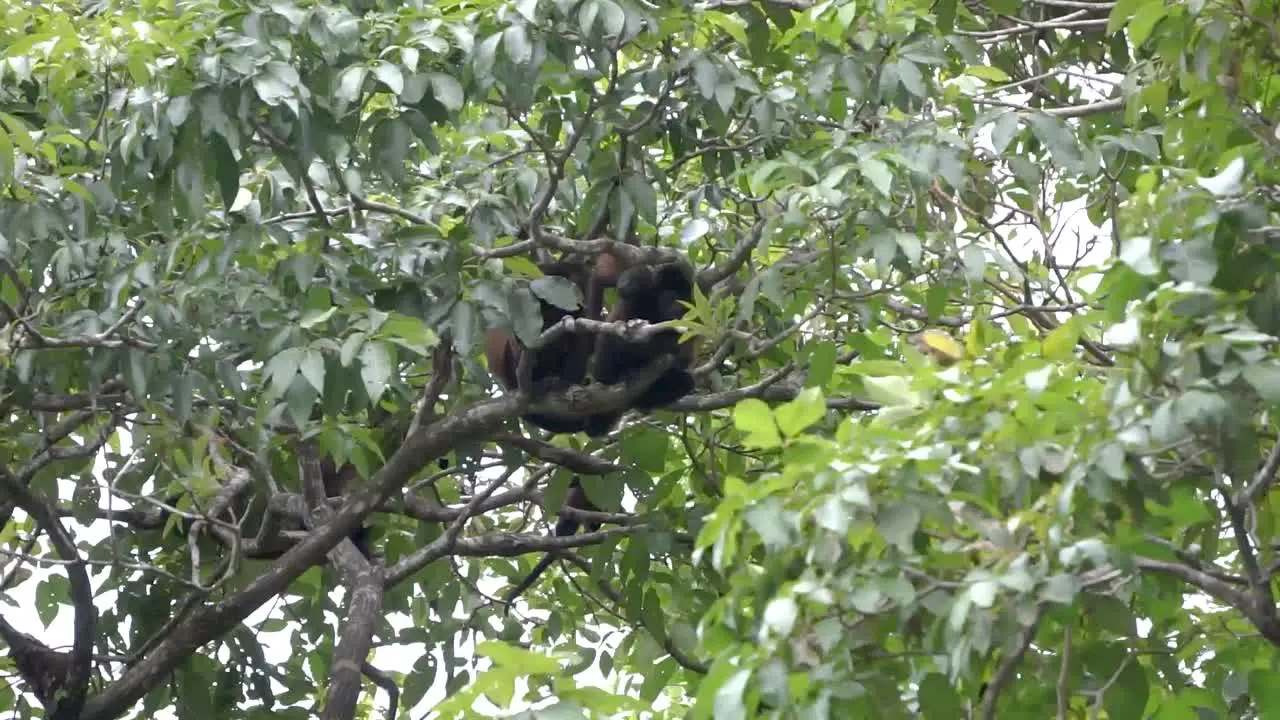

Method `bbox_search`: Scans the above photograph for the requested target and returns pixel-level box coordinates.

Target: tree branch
[0,469,97,720]
[978,608,1042,720]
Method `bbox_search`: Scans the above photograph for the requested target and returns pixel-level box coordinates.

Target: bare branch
[407,337,454,439]
[1056,622,1072,720]
[349,193,429,226]
[698,218,763,288]
[1133,555,1251,609]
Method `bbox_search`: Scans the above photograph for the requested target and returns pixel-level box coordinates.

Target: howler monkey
[499,253,699,609]
[502,476,601,611]
[483,258,601,434]
[317,455,374,559]
[484,254,628,436]
[590,256,699,414]
[485,250,699,437]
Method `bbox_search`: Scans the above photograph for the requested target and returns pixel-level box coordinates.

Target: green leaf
[502,25,532,64]
[966,65,1010,82]
[692,58,717,99]
[640,587,668,643]
[896,57,926,97]
[379,314,439,355]
[598,0,625,35]
[509,288,545,347]
[579,475,623,514]
[300,307,337,330]
[918,673,964,719]
[0,113,35,154]
[1243,363,1280,402]
[681,218,711,244]
[428,73,464,111]
[805,341,837,389]
[252,63,297,106]
[35,576,65,627]
[1128,0,1168,46]
[299,349,325,393]
[620,428,670,474]
[284,375,318,431]
[622,174,657,227]
[762,597,797,636]
[774,387,825,437]
[1104,656,1150,719]
[876,503,920,553]
[372,62,405,95]
[968,580,998,608]
[1041,318,1080,360]
[732,398,781,448]
[371,117,412,181]
[578,0,600,35]
[336,66,368,103]
[935,0,957,33]
[475,641,562,674]
[1118,236,1158,275]
[990,110,1019,154]
[208,133,240,211]
[502,255,543,277]
[861,374,917,407]
[530,275,582,311]
[1107,0,1148,34]
[858,156,893,197]
[358,341,393,403]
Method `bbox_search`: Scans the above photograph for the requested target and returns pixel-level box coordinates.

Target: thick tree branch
[78,393,525,720]
[324,566,383,720]
[1134,555,1251,610]
[80,362,674,719]
[20,379,127,412]
[0,470,97,720]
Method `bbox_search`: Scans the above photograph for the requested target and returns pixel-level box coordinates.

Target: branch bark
[0,470,97,720]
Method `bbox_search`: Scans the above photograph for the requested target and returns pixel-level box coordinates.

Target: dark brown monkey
[317,456,374,558]
[501,253,700,609]
[588,255,699,418]
[483,254,621,436]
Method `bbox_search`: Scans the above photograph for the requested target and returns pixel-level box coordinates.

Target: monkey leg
[632,367,696,410]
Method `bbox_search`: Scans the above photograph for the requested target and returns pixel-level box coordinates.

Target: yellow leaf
[911,329,965,364]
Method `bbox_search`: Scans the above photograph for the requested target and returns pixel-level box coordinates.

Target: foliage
[1,0,1279,718]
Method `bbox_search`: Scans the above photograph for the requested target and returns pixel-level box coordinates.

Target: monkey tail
[502,552,561,614]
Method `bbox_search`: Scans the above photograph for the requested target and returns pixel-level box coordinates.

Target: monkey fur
[483,256,610,435]
[484,251,698,437]
[589,257,698,415]
[493,252,700,607]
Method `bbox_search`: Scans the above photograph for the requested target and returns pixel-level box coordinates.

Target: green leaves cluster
[3,0,1280,717]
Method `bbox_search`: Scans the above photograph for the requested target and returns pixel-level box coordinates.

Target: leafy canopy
[2,0,1280,718]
